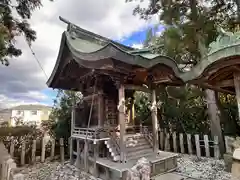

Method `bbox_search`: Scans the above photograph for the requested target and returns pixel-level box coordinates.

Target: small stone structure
[126,158,151,180]
[232,148,240,179]
[0,142,24,180]
[224,137,240,172]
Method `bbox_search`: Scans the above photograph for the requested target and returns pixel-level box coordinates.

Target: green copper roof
[47,17,240,94]
[180,29,240,82]
[46,17,183,88]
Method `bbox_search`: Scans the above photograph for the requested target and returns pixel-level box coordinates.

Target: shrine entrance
[47,17,182,179]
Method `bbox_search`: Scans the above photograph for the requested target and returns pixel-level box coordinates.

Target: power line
[26,42,49,80]
[1,2,49,80]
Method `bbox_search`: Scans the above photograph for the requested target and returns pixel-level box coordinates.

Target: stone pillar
[205,89,225,155]
[118,84,126,163]
[151,89,159,152]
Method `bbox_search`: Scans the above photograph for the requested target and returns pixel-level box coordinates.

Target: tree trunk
[233,0,240,23]
[205,89,225,156]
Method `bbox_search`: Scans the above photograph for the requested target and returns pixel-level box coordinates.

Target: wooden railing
[158,129,220,158]
[72,127,108,139]
[142,126,153,147]
[126,125,141,134]
[108,127,120,154]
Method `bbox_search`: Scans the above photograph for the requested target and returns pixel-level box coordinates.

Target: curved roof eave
[180,43,240,82]
[64,31,183,79]
[46,32,67,88]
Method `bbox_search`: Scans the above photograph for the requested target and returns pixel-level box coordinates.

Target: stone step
[126,139,150,148]
[126,136,145,141]
[113,155,120,161]
[127,148,153,159]
[127,149,153,160]
[104,140,120,162]
[126,137,149,143]
[126,141,150,148]
[126,144,152,152]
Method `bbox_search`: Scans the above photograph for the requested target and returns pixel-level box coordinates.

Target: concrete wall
[11,110,51,126]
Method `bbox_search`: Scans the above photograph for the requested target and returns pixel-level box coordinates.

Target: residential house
[0,109,11,125]
[10,104,52,127]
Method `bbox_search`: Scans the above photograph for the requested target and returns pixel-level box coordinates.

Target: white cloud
[0,0,157,109]
[132,43,144,49]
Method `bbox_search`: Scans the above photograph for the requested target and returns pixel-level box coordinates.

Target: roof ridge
[59,16,134,51]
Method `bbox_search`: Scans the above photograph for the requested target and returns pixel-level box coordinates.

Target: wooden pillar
[151,89,159,152]
[93,141,99,177]
[74,139,81,167]
[98,90,104,127]
[60,138,64,163]
[129,97,135,125]
[234,72,240,120]
[71,105,76,135]
[205,89,224,155]
[69,137,74,164]
[84,140,89,171]
[118,84,126,163]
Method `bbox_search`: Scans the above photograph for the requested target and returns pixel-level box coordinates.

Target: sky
[0,0,162,109]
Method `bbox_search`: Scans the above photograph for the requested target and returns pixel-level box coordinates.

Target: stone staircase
[104,134,153,162]
[104,139,120,161]
[126,134,153,160]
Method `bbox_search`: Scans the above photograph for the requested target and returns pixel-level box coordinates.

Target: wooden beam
[232,65,240,72]
[208,68,232,81]
[124,84,150,93]
[153,79,171,84]
[213,79,234,88]
[83,93,101,101]
[199,83,235,95]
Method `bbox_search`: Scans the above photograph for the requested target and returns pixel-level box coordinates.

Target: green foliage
[127,0,239,135]
[218,93,240,135]
[160,86,209,133]
[47,90,82,139]
[0,0,52,65]
[134,92,151,125]
[134,86,209,134]
[0,126,35,137]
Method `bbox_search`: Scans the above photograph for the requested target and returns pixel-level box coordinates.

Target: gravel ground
[21,161,99,180]
[176,154,232,180]
[50,162,100,180]
[20,161,60,180]
[21,155,234,180]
